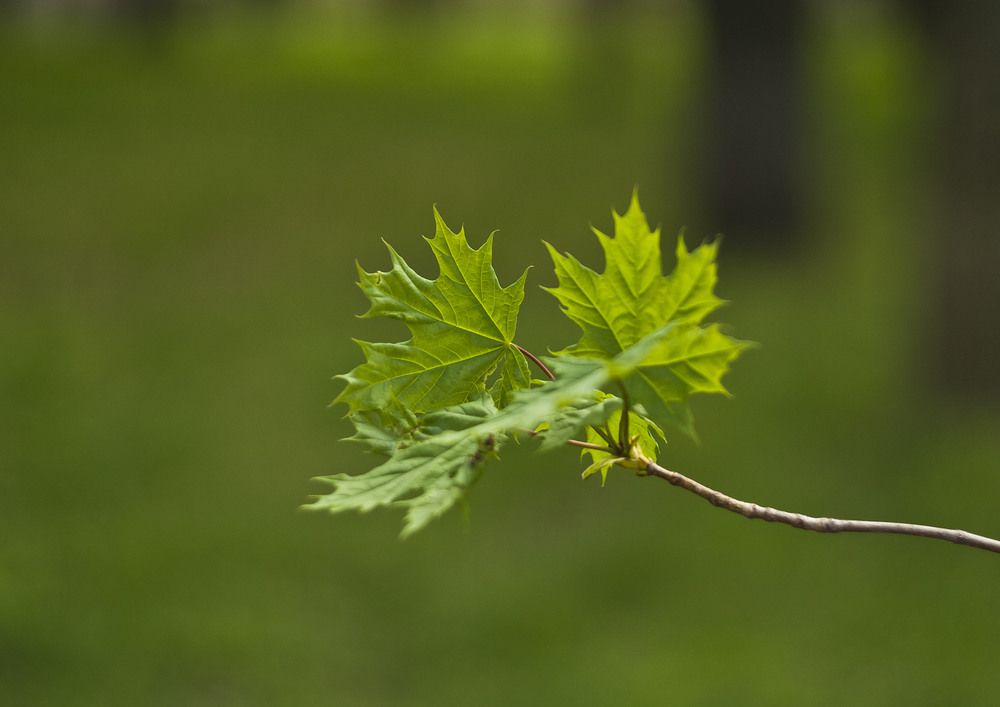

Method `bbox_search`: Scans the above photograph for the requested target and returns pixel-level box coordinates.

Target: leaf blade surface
[336,209,530,414]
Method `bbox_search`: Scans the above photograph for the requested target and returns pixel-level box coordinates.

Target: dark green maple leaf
[306,395,503,537]
[310,318,744,534]
[544,192,750,436]
[335,209,531,415]
[309,364,622,537]
[342,409,413,457]
[308,344,635,536]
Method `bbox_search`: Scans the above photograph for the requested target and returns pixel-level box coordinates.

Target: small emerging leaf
[582,399,665,473]
[582,456,623,485]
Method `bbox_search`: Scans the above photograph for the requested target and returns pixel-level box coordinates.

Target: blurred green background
[2,1,999,705]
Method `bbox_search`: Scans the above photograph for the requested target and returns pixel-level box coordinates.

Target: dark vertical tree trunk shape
[914,1,1000,401]
[703,0,806,252]
[111,0,178,25]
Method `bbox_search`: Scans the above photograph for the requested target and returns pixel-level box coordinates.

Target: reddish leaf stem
[513,344,555,381]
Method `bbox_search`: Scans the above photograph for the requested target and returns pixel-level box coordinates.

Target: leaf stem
[591,424,617,449]
[517,428,615,455]
[513,344,555,381]
[641,458,1000,555]
[567,439,617,453]
[616,380,630,449]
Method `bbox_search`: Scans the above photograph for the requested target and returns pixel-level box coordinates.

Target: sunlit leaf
[544,191,749,436]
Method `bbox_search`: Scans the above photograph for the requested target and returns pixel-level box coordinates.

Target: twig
[513,344,555,381]
[642,458,1000,555]
[520,429,614,454]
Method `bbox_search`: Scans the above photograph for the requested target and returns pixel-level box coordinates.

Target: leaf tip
[431,204,463,239]
[624,186,644,218]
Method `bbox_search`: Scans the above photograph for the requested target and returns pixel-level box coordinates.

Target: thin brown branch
[642,459,1000,555]
[520,428,614,454]
[513,344,555,381]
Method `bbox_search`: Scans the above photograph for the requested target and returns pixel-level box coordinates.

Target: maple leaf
[335,209,531,415]
[484,321,732,451]
[544,192,749,436]
[306,395,503,537]
[312,194,750,536]
[309,319,743,535]
[533,390,623,452]
[308,362,621,537]
[544,190,724,356]
[342,409,412,457]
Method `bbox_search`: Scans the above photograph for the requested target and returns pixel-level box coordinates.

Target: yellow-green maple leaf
[544,192,750,436]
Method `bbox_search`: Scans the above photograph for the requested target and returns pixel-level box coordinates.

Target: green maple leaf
[489,322,730,448]
[309,318,744,535]
[312,194,750,536]
[544,192,749,436]
[544,190,724,356]
[309,363,621,537]
[306,395,503,537]
[342,409,413,457]
[335,209,531,415]
[306,349,626,536]
[533,390,623,452]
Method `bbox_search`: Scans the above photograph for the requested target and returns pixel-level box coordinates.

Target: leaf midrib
[437,233,510,343]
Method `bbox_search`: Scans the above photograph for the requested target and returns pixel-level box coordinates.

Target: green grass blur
[2,6,998,705]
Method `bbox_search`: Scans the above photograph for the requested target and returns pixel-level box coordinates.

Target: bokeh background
[2,1,999,704]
